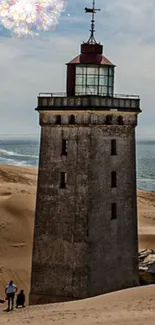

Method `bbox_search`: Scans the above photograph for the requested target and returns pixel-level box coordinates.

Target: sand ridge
[1,285,155,324]
[0,164,37,297]
[0,164,154,324]
[138,189,155,250]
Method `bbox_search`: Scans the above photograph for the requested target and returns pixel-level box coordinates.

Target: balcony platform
[36,93,141,112]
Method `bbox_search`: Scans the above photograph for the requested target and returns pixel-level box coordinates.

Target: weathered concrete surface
[30,112,139,305]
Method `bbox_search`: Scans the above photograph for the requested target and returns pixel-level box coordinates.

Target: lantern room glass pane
[76,76,83,85]
[75,85,86,94]
[109,67,114,76]
[87,75,99,86]
[76,66,83,74]
[100,76,108,86]
[108,87,113,96]
[86,86,98,95]
[75,65,114,96]
[87,66,99,75]
[99,86,108,95]
[76,66,87,75]
[109,77,114,87]
[99,67,108,76]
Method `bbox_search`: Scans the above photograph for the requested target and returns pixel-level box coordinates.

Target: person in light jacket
[5,280,17,311]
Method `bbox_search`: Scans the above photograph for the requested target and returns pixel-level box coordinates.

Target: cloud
[0,0,155,139]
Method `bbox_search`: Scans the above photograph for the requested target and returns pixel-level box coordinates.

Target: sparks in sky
[0,0,65,37]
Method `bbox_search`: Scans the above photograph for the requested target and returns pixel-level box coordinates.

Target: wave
[0,149,38,159]
[138,177,155,183]
[0,156,37,167]
[137,177,155,192]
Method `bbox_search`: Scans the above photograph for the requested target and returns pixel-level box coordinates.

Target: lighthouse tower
[30,1,141,305]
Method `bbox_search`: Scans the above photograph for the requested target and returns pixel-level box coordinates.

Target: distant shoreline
[0,163,154,193]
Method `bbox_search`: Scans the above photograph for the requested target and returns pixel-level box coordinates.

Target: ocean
[0,139,39,168]
[0,139,154,192]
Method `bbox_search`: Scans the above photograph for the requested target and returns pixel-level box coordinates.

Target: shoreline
[0,163,154,193]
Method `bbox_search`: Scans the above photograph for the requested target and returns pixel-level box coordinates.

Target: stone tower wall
[30,111,139,305]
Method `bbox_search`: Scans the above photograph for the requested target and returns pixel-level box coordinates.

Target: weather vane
[85,0,101,44]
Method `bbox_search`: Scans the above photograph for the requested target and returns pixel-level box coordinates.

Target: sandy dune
[0,164,154,324]
[138,189,155,250]
[1,285,155,324]
[0,165,37,296]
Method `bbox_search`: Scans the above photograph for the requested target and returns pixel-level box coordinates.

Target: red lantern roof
[67,42,115,66]
[67,54,115,66]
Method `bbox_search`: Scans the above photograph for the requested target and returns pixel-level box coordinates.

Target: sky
[0,0,155,140]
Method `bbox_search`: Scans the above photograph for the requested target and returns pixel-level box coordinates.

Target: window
[111,203,117,220]
[55,115,61,125]
[69,115,75,124]
[106,115,113,125]
[87,75,99,86]
[61,139,68,156]
[100,76,108,86]
[87,66,99,75]
[111,139,117,156]
[118,115,123,125]
[60,172,67,188]
[111,171,117,188]
[75,65,114,96]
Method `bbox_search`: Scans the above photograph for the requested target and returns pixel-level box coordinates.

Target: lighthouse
[30,1,141,305]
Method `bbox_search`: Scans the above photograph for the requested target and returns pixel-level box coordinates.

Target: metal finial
[85,0,101,44]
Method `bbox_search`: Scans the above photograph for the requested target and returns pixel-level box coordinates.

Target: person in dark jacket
[16,290,25,308]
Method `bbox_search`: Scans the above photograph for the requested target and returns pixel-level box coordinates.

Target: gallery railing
[37,92,140,111]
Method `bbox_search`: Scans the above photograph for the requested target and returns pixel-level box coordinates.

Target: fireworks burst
[0,0,65,37]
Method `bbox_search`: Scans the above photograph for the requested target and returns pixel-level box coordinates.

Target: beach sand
[0,164,37,296]
[0,164,155,324]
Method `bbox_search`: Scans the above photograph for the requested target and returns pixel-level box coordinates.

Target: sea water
[0,138,154,192]
[0,139,39,167]
[136,141,155,192]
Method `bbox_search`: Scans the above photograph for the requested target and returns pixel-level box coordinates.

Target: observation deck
[36,93,141,112]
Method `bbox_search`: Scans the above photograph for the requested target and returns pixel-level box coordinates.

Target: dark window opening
[69,115,75,124]
[111,203,117,220]
[106,115,113,125]
[118,115,124,125]
[55,115,61,125]
[60,172,67,188]
[111,139,117,155]
[111,171,117,188]
[61,139,68,156]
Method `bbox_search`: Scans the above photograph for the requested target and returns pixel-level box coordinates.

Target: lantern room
[66,1,115,97]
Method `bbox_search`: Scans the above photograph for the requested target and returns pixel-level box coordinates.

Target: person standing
[5,280,17,311]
